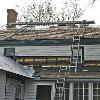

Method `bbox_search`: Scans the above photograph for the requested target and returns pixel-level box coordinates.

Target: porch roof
[0,56,34,78]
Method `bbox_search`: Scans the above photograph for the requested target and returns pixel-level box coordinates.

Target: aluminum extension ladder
[70,36,80,73]
[54,81,64,100]
[71,36,80,63]
[54,66,66,100]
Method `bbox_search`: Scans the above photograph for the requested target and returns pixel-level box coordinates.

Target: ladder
[70,36,80,72]
[54,66,65,100]
[73,35,80,44]
[71,36,80,63]
[55,81,64,100]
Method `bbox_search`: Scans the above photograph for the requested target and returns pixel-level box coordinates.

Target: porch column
[69,82,74,100]
[89,82,93,100]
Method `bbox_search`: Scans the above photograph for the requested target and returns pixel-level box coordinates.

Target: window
[65,83,69,100]
[93,83,100,100]
[15,85,21,100]
[73,82,88,100]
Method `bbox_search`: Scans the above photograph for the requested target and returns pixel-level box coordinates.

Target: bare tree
[43,0,54,21]
[61,0,84,21]
[17,0,85,22]
[22,0,45,22]
[17,0,57,22]
[93,0,95,3]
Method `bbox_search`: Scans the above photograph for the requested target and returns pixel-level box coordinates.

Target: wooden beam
[9,20,95,26]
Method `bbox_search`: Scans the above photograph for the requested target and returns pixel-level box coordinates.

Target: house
[1,9,100,100]
[1,35,100,100]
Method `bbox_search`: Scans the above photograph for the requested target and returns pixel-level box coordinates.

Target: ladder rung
[72,44,80,47]
[74,36,80,38]
[56,82,64,88]
[56,87,64,89]
[73,41,80,43]
[57,80,64,83]
[73,38,80,40]
[56,83,64,86]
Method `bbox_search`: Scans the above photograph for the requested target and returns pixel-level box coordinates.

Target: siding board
[5,78,24,100]
[0,45,100,60]
[24,79,36,100]
[0,70,6,100]
[24,80,55,100]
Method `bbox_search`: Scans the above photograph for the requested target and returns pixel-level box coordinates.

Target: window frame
[14,85,21,100]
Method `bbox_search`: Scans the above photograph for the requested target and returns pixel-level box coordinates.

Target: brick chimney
[7,9,18,28]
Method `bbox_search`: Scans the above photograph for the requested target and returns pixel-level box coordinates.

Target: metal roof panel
[0,56,34,78]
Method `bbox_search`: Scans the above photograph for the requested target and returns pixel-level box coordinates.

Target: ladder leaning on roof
[54,36,81,100]
[54,66,67,100]
[70,35,80,73]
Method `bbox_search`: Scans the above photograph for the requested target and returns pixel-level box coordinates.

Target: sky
[0,0,100,29]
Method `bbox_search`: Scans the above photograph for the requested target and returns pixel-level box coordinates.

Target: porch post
[89,82,93,100]
[69,82,74,100]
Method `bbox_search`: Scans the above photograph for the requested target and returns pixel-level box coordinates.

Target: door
[36,85,51,100]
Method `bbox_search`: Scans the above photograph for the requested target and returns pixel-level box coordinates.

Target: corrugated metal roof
[0,56,34,78]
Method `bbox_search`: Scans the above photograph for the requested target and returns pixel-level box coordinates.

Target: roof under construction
[1,24,100,40]
[33,66,100,80]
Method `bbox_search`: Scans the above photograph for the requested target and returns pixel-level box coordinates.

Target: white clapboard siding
[1,45,100,60]
[5,82,14,100]
[15,46,71,56]
[0,46,71,56]
[24,80,55,100]
[24,79,37,100]
[21,84,24,100]
[0,70,6,100]
[84,45,100,60]
[5,78,24,100]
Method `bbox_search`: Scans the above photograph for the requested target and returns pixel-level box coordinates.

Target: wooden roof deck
[0,26,100,40]
[33,66,100,79]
